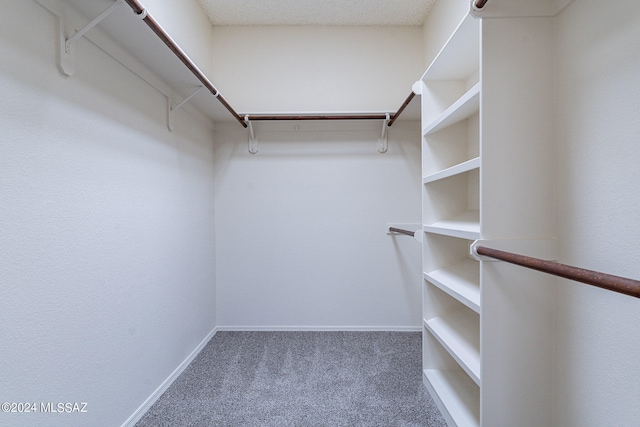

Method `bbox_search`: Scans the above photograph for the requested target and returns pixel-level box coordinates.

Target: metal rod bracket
[171,86,204,112]
[65,0,121,53]
[59,0,122,76]
[245,116,258,154]
[168,86,204,131]
[378,113,390,153]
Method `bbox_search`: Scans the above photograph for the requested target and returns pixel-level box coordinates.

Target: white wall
[210,25,424,113]
[0,1,217,425]
[421,0,469,67]
[143,0,214,76]
[210,22,425,329]
[554,0,640,425]
[214,121,423,329]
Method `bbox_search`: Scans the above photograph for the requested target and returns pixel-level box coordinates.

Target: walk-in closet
[2,0,639,426]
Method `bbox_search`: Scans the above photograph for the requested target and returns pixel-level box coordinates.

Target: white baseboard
[216,325,421,332]
[121,327,218,427]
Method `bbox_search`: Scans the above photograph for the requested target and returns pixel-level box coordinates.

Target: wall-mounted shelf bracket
[245,116,258,154]
[378,113,390,153]
[167,86,203,131]
[59,0,122,76]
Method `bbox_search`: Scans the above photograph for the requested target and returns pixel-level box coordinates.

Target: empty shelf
[424,310,480,385]
[423,83,480,136]
[424,259,480,312]
[423,369,480,427]
[423,211,480,240]
[423,157,480,184]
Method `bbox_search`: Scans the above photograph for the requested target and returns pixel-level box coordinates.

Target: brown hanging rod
[122,1,417,128]
[388,92,416,127]
[475,246,640,299]
[122,0,247,128]
[389,227,416,237]
[474,0,489,9]
[244,93,416,124]
[245,114,389,121]
[244,89,417,124]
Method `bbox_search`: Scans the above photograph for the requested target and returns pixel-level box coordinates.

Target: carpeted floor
[135,331,446,426]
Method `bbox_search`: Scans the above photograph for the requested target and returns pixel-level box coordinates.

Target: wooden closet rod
[475,246,640,299]
[245,92,416,124]
[245,114,389,121]
[245,88,417,124]
[388,92,416,127]
[122,0,248,128]
[474,0,489,9]
[122,1,417,127]
[388,227,415,237]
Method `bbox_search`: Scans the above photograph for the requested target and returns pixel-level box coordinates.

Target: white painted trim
[121,327,218,427]
[216,326,422,332]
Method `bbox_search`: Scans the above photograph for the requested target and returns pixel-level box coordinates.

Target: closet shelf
[424,259,480,313]
[50,0,422,129]
[422,83,480,136]
[421,14,480,81]
[423,369,480,427]
[423,157,480,184]
[424,310,480,385]
[55,0,241,123]
[62,0,250,121]
[423,211,480,240]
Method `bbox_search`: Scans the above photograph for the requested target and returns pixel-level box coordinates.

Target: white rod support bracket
[411,80,423,96]
[65,0,122,53]
[59,0,122,76]
[378,113,390,153]
[135,8,148,19]
[470,0,488,16]
[245,116,258,154]
[167,86,203,131]
[170,86,203,112]
[470,240,495,262]
[58,11,75,76]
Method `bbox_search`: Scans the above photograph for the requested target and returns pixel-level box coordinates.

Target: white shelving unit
[420,13,481,426]
[420,4,557,426]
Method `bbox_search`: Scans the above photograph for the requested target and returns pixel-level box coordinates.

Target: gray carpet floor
[136,331,446,426]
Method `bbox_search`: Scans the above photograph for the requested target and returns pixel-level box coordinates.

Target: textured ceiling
[197,0,438,26]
